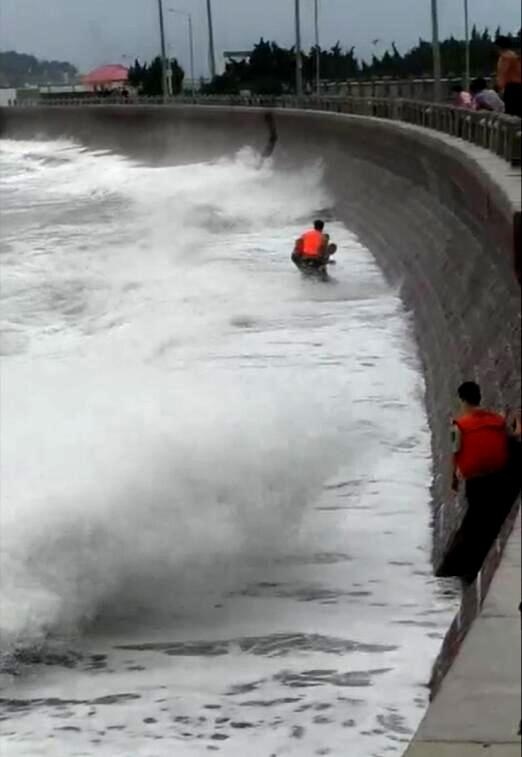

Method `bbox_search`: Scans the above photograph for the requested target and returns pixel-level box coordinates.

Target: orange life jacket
[301,229,324,258]
[454,410,509,480]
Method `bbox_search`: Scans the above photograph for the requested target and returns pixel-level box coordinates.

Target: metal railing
[9,95,521,167]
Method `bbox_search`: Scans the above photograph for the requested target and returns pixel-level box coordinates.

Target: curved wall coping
[10,96,522,167]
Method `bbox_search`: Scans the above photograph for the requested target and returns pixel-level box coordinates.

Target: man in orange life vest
[451,381,511,493]
[292,220,331,272]
[443,381,521,582]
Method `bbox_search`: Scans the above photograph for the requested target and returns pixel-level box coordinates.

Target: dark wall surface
[1,105,520,568]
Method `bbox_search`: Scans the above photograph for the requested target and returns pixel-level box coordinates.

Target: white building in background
[0,88,17,106]
[39,85,91,96]
[223,51,252,64]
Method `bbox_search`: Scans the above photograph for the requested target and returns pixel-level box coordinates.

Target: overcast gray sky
[1,0,520,75]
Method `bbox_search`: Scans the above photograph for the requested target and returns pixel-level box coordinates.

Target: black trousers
[504,82,522,118]
[438,443,521,583]
[291,252,328,270]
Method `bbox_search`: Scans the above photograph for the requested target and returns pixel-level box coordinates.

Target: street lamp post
[314,0,320,97]
[464,0,471,90]
[157,0,169,100]
[430,0,442,101]
[295,0,303,97]
[169,9,196,98]
[187,13,196,97]
[206,0,216,80]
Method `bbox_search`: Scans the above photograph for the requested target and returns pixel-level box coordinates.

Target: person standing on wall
[438,382,521,583]
[495,35,522,117]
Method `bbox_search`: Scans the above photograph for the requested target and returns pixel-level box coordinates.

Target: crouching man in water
[292,219,336,277]
[440,381,521,583]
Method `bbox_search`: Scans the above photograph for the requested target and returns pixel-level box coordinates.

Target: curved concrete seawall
[1,105,520,695]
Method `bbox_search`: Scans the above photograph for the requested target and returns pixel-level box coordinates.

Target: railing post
[501,124,509,161]
[512,127,521,167]
[492,119,500,156]
[394,98,404,123]
[480,117,488,150]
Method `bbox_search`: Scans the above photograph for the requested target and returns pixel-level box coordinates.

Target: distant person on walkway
[451,84,473,109]
[439,382,521,583]
[495,35,522,117]
[470,77,505,113]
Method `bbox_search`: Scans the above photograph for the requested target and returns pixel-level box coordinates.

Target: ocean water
[0,138,457,756]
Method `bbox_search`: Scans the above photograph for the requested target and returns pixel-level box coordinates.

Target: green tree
[128,56,184,96]
[0,51,77,87]
[202,26,521,95]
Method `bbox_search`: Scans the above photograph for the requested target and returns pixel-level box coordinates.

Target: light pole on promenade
[431,0,442,101]
[295,0,303,97]
[169,8,196,98]
[314,0,321,96]
[206,0,217,80]
[157,0,169,100]
[464,0,471,90]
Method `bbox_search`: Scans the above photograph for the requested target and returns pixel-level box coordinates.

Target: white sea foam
[0,138,457,756]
